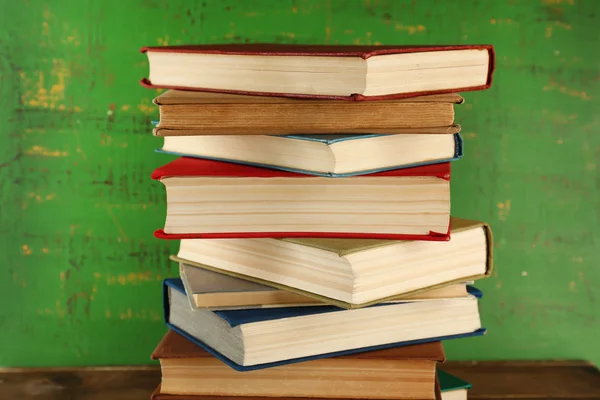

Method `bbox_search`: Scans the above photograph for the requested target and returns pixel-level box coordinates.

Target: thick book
[153,90,463,136]
[172,217,492,309]
[180,262,475,310]
[140,44,495,100]
[439,370,471,400]
[152,158,451,240]
[158,132,463,177]
[163,278,485,370]
[152,329,444,399]
[151,381,443,400]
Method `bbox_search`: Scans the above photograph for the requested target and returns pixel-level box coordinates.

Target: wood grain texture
[0,0,599,367]
[441,361,600,399]
[1,362,599,399]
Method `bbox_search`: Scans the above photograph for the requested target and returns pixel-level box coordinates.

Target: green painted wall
[1,0,598,367]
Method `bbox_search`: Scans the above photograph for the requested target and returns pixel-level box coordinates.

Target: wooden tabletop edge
[1,359,596,373]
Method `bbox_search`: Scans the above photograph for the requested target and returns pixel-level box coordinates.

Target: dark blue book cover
[154,132,464,177]
[163,278,486,371]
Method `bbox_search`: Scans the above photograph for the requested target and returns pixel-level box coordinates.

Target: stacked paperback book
[141,44,495,400]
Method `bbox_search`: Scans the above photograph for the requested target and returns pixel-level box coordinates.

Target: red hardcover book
[141,44,495,101]
[152,158,451,240]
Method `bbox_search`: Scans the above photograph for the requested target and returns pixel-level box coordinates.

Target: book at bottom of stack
[151,329,470,400]
[149,217,492,400]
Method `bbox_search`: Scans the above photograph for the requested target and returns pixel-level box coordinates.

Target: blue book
[163,278,486,371]
[155,132,463,177]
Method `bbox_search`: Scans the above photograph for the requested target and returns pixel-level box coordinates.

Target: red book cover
[151,157,451,180]
[140,44,495,101]
[152,158,451,241]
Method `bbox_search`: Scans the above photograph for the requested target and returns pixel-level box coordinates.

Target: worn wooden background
[0,0,598,367]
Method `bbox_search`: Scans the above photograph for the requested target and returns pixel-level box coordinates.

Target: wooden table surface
[2,361,599,400]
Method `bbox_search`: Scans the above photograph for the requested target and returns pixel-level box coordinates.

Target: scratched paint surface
[0,0,598,367]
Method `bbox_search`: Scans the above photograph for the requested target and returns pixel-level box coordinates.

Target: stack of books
[141,44,495,400]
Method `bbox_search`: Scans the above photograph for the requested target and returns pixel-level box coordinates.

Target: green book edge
[438,369,472,392]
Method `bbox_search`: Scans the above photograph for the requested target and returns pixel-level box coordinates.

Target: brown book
[153,90,463,136]
[151,384,442,400]
[151,330,445,400]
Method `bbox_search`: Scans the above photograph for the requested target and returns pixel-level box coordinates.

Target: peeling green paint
[0,0,598,367]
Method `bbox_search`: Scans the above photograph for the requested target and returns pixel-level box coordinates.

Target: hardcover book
[163,278,485,370]
[151,383,443,400]
[152,90,463,136]
[152,158,452,240]
[152,329,445,399]
[158,132,463,177]
[180,262,476,310]
[180,262,317,309]
[439,369,472,400]
[141,44,495,100]
[173,217,492,309]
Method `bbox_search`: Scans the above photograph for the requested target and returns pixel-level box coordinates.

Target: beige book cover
[153,90,463,136]
[172,217,493,309]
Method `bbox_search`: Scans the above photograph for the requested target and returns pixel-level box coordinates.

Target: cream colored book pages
[162,176,449,235]
[170,218,491,309]
[159,133,456,175]
[148,48,489,97]
[148,52,366,96]
[441,389,468,400]
[281,217,488,257]
[167,287,482,366]
[170,255,483,310]
[180,259,470,309]
[364,49,490,95]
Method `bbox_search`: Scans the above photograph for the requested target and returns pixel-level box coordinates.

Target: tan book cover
[151,330,444,400]
[180,262,472,310]
[151,384,442,400]
[153,90,463,136]
[179,263,318,309]
[152,329,445,361]
[171,217,493,309]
